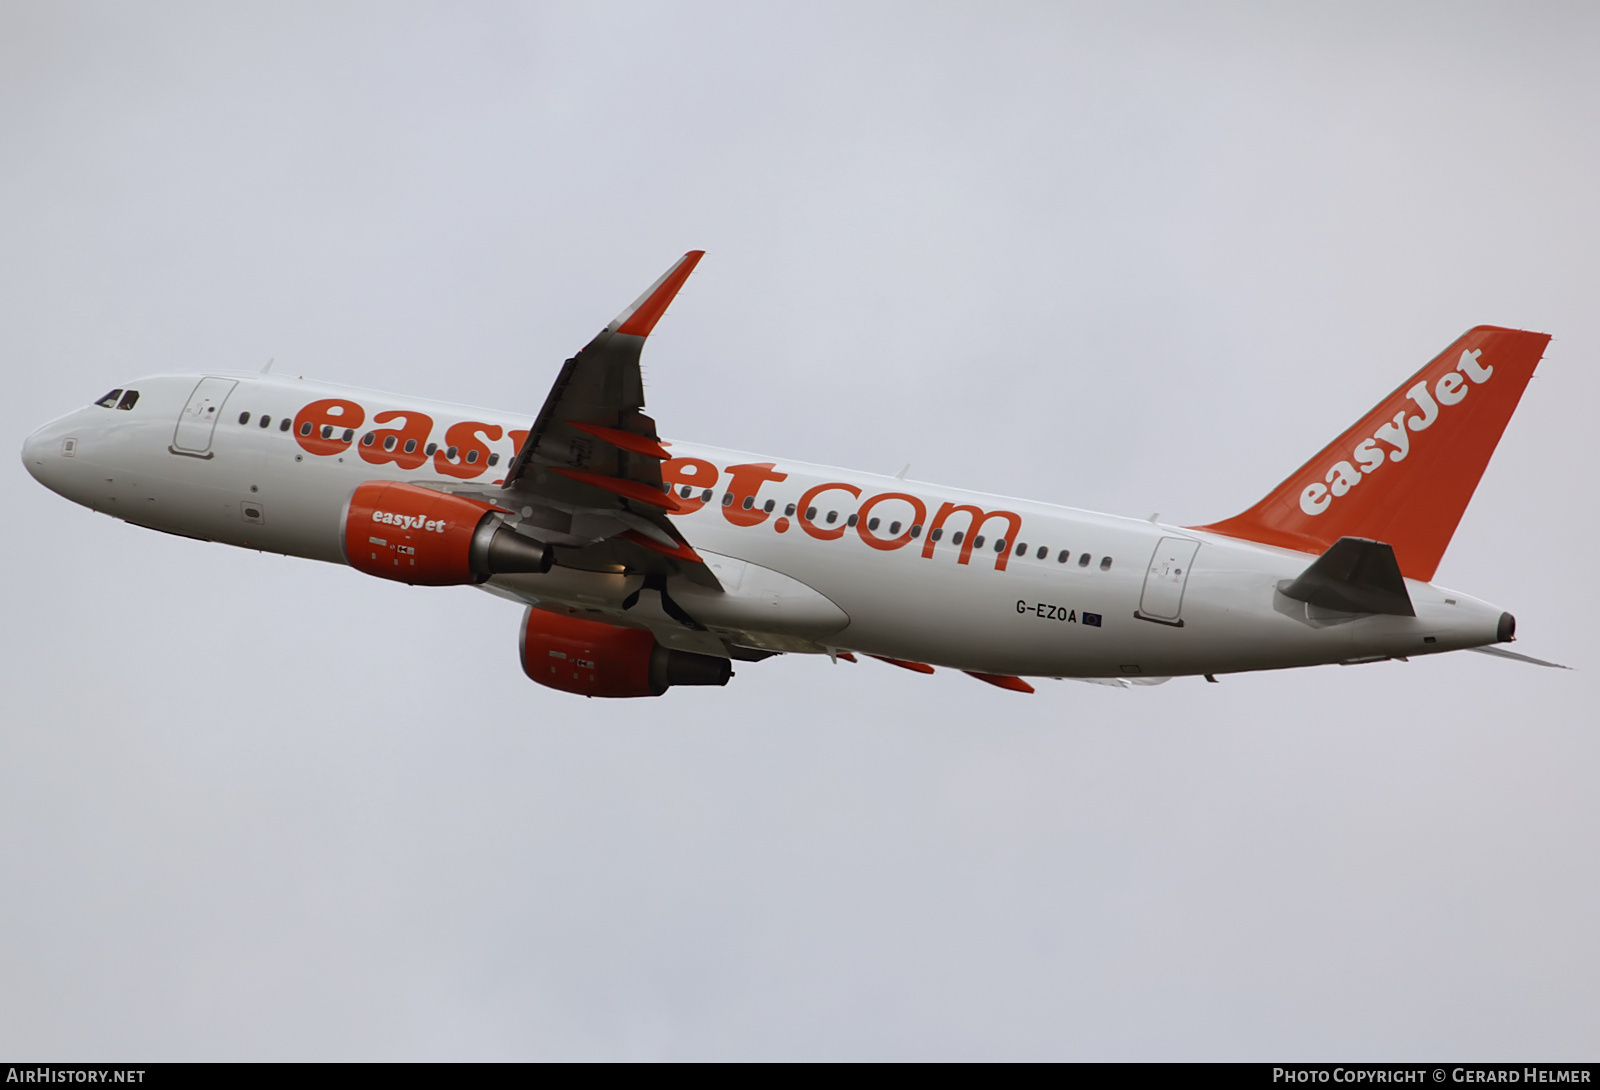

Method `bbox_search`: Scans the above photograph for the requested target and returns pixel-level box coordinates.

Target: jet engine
[342,480,552,586]
[519,607,733,697]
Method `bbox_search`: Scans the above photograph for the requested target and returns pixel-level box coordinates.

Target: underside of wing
[484,251,718,588]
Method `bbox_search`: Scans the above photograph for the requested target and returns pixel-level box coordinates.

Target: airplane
[19,251,1568,697]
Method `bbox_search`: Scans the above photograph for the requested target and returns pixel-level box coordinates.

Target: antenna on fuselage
[895,463,910,480]
[260,358,275,374]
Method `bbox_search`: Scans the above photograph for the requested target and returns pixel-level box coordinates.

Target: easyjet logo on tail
[1299,349,1494,516]
[1195,324,1549,583]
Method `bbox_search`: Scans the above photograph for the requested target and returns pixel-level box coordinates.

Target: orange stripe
[868,654,935,674]
[567,421,671,460]
[964,671,1035,693]
[552,467,684,511]
[619,530,703,563]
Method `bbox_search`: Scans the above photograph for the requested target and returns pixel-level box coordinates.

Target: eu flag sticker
[1082,612,1102,628]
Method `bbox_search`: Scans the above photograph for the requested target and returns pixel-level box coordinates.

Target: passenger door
[1137,536,1201,626]
[171,377,237,457]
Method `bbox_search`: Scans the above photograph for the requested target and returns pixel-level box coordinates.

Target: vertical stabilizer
[1194,326,1550,580]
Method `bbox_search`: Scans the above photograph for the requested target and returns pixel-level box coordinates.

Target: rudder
[1193,326,1550,581]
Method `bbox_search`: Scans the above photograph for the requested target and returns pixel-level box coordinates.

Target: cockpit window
[117,390,139,410]
[95,389,123,408]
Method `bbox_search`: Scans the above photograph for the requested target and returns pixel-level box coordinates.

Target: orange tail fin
[1193,326,1550,581]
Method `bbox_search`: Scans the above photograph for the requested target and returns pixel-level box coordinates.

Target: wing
[457,251,719,591]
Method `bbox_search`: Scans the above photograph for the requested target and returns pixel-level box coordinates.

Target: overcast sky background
[2,1,1596,1060]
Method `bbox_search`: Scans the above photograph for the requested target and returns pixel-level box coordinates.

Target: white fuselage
[22,372,1509,680]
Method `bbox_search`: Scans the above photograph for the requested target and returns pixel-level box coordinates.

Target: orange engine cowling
[343,481,552,586]
[519,607,733,697]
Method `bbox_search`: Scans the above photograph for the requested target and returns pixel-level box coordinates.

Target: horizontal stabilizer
[1279,537,1415,616]
[1466,645,1572,670]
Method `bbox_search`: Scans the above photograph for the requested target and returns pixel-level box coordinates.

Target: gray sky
[2,1,1595,1060]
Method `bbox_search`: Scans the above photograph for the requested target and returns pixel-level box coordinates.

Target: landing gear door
[1137,536,1201,626]
[172,377,238,456]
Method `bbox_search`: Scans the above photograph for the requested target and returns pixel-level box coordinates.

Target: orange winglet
[552,467,684,512]
[836,652,858,663]
[567,421,672,460]
[964,671,1036,694]
[615,251,705,338]
[619,530,703,563]
[868,654,935,674]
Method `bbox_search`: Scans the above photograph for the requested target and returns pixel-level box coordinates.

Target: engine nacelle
[519,607,733,697]
[343,481,552,586]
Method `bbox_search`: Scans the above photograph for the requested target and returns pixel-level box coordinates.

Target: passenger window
[466,449,479,464]
[701,489,713,502]
[721,493,733,507]
[1036,546,1047,560]
[259,415,271,428]
[1078,553,1091,567]
[1100,556,1113,571]
[118,390,139,410]
[680,486,693,498]
[825,511,838,524]
[910,525,922,538]
[320,425,333,439]
[446,446,459,460]
[487,451,499,466]
[867,517,880,531]
[403,438,417,453]
[763,499,775,513]
[973,535,985,549]
[742,496,754,510]
[384,436,398,452]
[930,528,943,542]
[361,432,376,446]
[784,503,796,516]
[425,442,437,456]
[806,506,817,520]
[846,513,858,527]
[1058,550,1070,563]
[94,389,123,408]
[951,531,963,545]
[342,428,354,442]
[1016,542,1028,556]
[238,412,251,425]
[279,418,291,432]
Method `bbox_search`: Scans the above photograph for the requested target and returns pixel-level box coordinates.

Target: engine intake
[343,480,552,586]
[519,607,733,697]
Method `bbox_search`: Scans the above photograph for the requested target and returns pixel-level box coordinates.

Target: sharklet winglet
[608,251,705,338]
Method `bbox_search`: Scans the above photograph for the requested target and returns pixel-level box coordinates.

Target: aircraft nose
[21,419,69,489]
[21,425,47,482]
